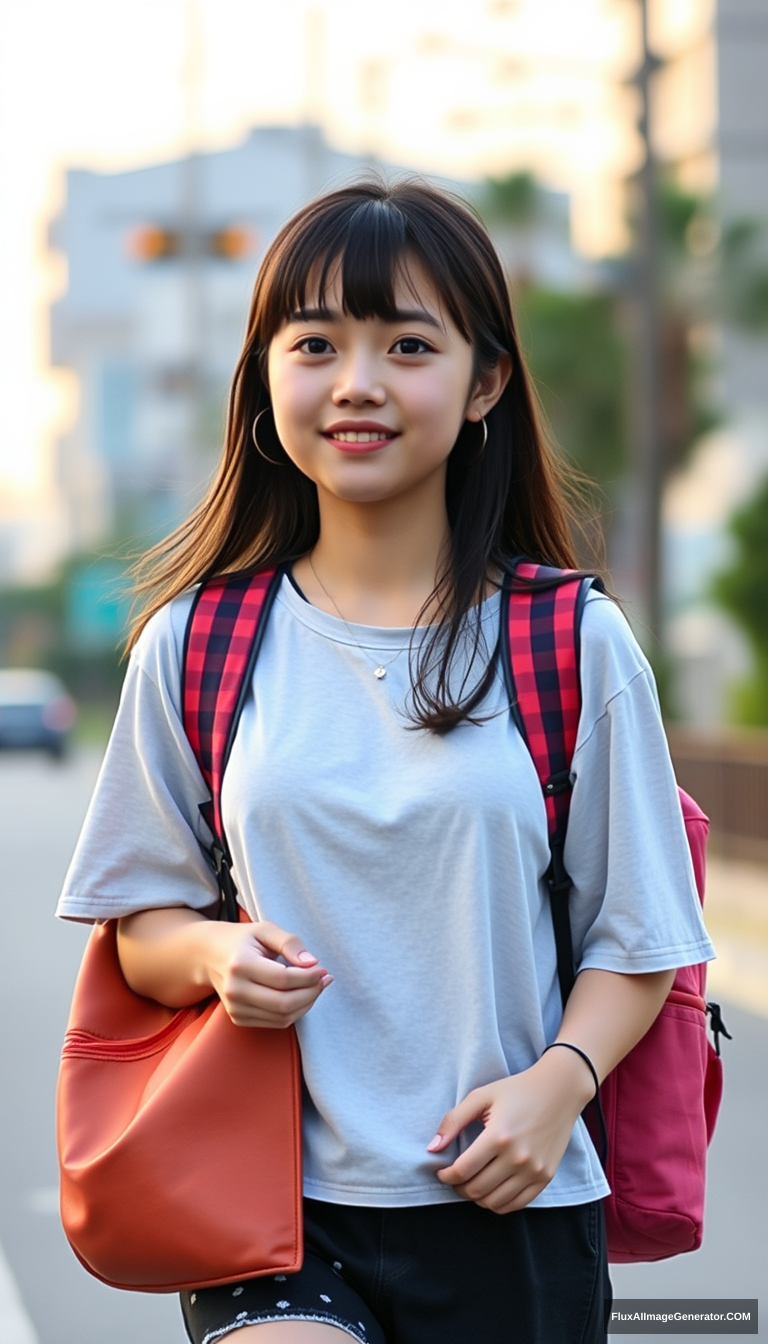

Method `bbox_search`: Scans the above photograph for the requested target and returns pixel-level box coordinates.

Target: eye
[391,336,433,356]
[294,336,334,355]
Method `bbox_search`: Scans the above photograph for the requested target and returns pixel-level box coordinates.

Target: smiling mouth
[323,428,399,451]
[329,430,395,443]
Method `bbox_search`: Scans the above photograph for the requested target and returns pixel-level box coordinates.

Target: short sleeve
[56,593,219,922]
[562,594,715,974]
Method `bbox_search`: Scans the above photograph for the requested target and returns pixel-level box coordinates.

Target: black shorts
[180,1196,611,1344]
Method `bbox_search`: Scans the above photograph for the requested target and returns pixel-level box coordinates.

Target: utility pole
[632,0,663,643]
[181,0,207,471]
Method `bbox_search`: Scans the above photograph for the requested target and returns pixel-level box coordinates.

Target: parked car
[0,669,77,759]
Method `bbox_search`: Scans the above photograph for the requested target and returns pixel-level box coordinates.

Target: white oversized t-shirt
[58,576,715,1208]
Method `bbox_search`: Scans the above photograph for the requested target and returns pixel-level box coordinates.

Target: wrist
[196,919,240,995]
[538,1043,598,1112]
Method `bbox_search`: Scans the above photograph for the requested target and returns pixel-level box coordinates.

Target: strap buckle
[211,837,239,921]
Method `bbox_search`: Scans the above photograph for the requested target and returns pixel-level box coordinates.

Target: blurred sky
[0,0,709,511]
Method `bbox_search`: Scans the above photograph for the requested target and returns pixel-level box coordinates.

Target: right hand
[207,919,333,1029]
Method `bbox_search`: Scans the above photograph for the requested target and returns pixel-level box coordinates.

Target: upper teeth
[331,431,393,442]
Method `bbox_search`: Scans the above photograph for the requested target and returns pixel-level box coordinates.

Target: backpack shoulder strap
[503,559,602,1002]
[182,566,283,917]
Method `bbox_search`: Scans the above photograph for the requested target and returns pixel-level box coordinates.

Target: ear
[465,353,513,423]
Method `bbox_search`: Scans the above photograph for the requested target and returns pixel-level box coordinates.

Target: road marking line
[0,1244,38,1344]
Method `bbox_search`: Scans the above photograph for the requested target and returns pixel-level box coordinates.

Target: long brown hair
[128,178,596,731]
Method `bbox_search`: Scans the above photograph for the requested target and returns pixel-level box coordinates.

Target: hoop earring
[252,406,287,466]
[466,415,488,459]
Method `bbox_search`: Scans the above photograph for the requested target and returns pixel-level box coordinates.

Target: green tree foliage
[483,171,540,227]
[0,552,126,704]
[635,178,720,474]
[719,217,768,333]
[479,172,629,498]
[480,173,721,501]
[711,475,768,725]
[514,287,628,491]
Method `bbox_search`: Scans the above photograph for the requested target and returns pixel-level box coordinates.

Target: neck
[296,483,451,628]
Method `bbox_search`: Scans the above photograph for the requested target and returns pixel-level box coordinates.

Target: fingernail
[426,1135,443,1152]
[298,951,317,965]
[320,974,334,988]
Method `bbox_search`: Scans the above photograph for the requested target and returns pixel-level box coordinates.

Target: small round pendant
[374,666,387,679]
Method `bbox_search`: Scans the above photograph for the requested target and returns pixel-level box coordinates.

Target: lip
[322,421,400,453]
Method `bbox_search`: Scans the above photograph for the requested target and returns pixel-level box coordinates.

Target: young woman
[58,180,714,1344]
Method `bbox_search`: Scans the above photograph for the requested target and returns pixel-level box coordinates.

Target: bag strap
[182,566,283,920]
[502,559,602,1004]
[503,559,609,1164]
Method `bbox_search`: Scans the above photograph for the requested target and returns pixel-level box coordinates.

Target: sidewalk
[703,856,768,1018]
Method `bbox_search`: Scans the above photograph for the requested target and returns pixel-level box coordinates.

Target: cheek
[407,369,470,438]
[268,366,320,452]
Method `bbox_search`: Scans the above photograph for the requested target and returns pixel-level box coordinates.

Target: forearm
[554,966,675,1090]
[117,906,331,1025]
[117,906,224,1007]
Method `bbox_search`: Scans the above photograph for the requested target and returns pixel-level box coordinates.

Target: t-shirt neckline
[277,572,502,653]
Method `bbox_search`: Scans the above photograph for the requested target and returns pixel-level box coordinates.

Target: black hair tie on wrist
[542,1042,608,1168]
[542,1042,599,1100]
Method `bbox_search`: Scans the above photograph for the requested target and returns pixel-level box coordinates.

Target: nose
[331,350,386,407]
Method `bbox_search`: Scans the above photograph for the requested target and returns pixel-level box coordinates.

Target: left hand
[428,1049,594,1214]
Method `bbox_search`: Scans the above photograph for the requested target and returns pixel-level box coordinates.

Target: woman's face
[266,258,492,510]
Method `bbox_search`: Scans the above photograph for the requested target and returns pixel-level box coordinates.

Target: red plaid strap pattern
[506,559,604,1006]
[182,569,279,842]
[507,561,585,838]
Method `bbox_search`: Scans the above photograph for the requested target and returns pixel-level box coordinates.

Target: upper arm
[563,597,714,976]
[57,597,220,925]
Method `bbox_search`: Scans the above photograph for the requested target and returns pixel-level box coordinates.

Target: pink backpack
[507,561,729,1262]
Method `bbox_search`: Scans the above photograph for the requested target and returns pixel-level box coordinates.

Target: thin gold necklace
[306,554,410,680]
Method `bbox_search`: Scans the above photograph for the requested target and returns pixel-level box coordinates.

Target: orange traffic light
[206,225,255,260]
[127,226,182,262]
[127,223,255,263]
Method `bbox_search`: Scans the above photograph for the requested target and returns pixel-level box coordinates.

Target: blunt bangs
[255,188,481,347]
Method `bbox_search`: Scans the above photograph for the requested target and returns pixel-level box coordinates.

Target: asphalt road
[0,751,181,1344]
[0,749,764,1343]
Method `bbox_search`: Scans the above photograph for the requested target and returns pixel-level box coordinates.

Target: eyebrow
[287,306,443,330]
